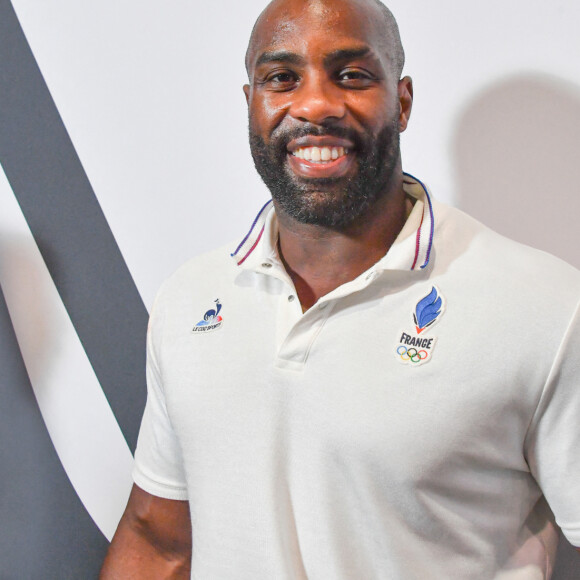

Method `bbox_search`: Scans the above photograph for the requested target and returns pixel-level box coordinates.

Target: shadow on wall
[452,73,580,579]
[453,73,580,270]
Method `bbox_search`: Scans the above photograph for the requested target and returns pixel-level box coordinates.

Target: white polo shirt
[133,174,580,579]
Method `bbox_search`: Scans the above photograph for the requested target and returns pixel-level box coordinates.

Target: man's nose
[288,76,346,125]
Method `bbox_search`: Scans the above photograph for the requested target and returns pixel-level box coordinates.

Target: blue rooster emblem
[196,299,222,327]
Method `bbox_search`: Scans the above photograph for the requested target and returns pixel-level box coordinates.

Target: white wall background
[2,0,580,549]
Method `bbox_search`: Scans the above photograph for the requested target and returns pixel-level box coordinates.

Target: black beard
[249,120,400,228]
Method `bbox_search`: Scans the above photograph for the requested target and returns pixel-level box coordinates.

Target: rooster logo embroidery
[192,299,223,333]
[395,286,444,366]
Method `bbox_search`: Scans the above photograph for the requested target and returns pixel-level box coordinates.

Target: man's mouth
[286,137,355,178]
[291,146,349,163]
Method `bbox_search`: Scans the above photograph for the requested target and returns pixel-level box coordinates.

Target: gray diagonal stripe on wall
[0,282,110,578]
[0,0,146,451]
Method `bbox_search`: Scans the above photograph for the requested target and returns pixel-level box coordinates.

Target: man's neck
[276,178,408,312]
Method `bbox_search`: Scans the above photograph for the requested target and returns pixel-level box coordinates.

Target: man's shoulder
[154,241,239,305]
[434,200,580,302]
[437,200,580,271]
[174,241,237,278]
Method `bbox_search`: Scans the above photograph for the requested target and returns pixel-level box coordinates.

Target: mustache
[270,124,362,148]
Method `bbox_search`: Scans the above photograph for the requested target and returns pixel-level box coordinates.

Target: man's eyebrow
[323,47,373,67]
[255,51,305,67]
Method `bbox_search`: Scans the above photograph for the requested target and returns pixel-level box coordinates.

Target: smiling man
[101,0,580,578]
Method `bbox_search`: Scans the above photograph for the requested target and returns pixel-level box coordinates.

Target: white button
[366,271,376,281]
[288,295,295,302]
[261,262,272,269]
[318,303,328,310]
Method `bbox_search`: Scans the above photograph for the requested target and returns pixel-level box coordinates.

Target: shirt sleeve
[525,298,580,547]
[132,296,189,500]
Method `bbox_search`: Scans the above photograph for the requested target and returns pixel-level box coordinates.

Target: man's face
[244,0,412,228]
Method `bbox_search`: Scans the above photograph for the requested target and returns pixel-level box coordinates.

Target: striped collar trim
[230,199,273,266]
[231,173,435,271]
[403,173,435,270]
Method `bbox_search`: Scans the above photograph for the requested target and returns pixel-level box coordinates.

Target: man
[101,0,580,577]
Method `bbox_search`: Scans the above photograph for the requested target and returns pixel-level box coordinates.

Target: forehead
[248,0,390,69]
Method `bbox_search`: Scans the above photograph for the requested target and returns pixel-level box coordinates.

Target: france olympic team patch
[395,286,444,366]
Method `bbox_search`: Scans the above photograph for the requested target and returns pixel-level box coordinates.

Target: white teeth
[292,146,347,163]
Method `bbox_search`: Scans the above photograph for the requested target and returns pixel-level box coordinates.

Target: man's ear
[243,84,250,106]
[397,76,413,132]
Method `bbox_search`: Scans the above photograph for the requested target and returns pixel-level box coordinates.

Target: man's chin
[273,188,373,228]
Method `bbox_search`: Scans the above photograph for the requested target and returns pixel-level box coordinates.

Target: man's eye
[337,69,375,87]
[263,72,298,89]
[340,71,365,80]
[271,73,294,82]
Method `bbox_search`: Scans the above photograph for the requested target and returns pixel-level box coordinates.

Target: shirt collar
[231,173,435,272]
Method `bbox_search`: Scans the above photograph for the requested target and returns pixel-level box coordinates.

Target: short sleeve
[132,298,189,500]
[526,298,580,547]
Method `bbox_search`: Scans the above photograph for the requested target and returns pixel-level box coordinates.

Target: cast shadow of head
[453,73,580,270]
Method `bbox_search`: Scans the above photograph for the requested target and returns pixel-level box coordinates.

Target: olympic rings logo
[397,345,429,363]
